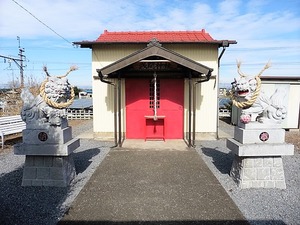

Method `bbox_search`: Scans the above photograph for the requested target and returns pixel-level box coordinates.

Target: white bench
[0,115,26,149]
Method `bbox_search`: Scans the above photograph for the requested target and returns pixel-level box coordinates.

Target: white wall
[91,43,220,138]
[262,82,300,129]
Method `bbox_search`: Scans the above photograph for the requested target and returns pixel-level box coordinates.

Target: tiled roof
[68,99,93,109]
[96,29,215,43]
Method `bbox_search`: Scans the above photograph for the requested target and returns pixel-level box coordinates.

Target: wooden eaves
[95,40,214,77]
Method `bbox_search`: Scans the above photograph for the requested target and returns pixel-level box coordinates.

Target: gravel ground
[0,119,299,225]
[0,120,112,225]
[195,120,300,225]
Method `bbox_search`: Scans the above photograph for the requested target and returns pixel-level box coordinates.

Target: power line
[11,0,72,45]
[228,47,300,52]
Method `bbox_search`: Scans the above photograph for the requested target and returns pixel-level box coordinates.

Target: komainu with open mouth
[20,66,77,126]
[231,61,287,124]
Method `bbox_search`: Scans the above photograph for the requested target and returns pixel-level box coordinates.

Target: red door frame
[125,78,184,139]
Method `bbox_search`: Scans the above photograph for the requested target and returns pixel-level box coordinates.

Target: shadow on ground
[0,167,69,225]
[219,117,232,125]
[201,146,233,175]
[0,147,102,225]
[57,219,286,225]
[73,148,100,174]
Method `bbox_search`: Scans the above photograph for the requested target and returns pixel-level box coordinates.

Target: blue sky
[0,0,299,88]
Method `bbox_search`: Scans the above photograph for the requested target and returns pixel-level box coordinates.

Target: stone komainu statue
[231,61,287,124]
[21,66,77,127]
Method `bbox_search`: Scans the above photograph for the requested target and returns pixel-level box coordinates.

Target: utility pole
[17,36,25,87]
[0,37,26,88]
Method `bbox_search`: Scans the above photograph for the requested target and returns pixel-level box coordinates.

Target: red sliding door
[126,78,183,139]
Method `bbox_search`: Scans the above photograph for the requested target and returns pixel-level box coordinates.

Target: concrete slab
[58,147,248,224]
[238,121,281,129]
[77,129,94,139]
[218,118,234,139]
[227,138,294,156]
[14,138,80,156]
[120,139,189,151]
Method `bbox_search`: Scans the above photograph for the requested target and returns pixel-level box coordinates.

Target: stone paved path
[58,145,248,225]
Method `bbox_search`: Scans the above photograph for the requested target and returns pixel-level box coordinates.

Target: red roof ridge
[97,29,215,43]
[74,30,237,48]
[102,29,208,35]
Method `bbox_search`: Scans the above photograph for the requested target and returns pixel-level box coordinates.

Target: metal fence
[219,109,231,117]
[66,109,93,120]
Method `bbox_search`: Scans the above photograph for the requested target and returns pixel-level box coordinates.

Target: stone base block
[14,138,80,156]
[21,155,76,187]
[238,121,281,129]
[234,126,285,144]
[22,126,73,145]
[230,155,286,189]
[227,138,294,156]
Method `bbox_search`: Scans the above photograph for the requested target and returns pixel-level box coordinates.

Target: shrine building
[74,30,237,147]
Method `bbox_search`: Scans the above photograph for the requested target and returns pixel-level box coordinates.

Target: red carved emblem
[259,132,269,142]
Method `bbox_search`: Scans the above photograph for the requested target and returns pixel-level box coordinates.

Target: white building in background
[78,90,92,99]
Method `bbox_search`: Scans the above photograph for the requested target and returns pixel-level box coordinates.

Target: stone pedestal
[226,122,294,189]
[21,155,75,187]
[14,123,80,187]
